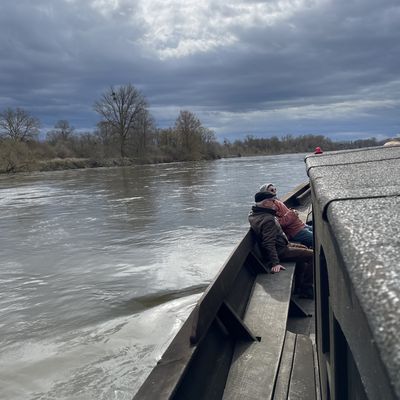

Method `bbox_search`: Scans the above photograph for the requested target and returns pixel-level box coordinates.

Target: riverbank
[36,157,148,172]
[0,156,217,174]
[2,138,399,174]
[0,157,126,174]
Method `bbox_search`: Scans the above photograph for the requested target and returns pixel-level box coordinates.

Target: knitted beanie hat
[259,183,274,192]
[254,191,275,203]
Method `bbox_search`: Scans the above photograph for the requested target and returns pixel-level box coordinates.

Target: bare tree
[95,121,120,157]
[133,109,156,156]
[93,84,148,157]
[174,110,204,158]
[201,127,216,144]
[95,121,114,145]
[46,120,75,144]
[0,107,40,142]
[156,128,178,149]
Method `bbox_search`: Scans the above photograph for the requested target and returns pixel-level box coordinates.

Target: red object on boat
[314,146,323,154]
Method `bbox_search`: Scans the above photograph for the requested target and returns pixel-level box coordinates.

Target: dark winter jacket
[248,206,289,266]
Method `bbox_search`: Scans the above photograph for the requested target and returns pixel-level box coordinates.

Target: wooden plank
[222,263,295,400]
[225,257,259,318]
[288,334,316,400]
[273,331,297,400]
[172,319,236,400]
[289,298,313,318]
[296,187,311,205]
[287,297,315,335]
[248,250,270,274]
[281,182,310,207]
[218,301,257,342]
[190,230,255,344]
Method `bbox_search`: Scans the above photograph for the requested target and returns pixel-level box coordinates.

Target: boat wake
[117,284,208,314]
[0,294,201,400]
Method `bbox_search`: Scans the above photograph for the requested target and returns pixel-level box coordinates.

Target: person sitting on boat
[259,183,313,248]
[248,190,314,299]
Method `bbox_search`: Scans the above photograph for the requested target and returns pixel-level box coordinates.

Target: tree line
[0,83,389,173]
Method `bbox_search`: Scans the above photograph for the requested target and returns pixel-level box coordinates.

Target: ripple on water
[0,294,200,400]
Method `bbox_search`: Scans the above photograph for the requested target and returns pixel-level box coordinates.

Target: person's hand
[290,243,308,249]
[271,264,286,273]
[291,209,299,216]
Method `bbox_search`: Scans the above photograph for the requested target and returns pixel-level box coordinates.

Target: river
[0,154,308,399]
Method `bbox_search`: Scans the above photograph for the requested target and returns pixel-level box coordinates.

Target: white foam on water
[0,294,200,400]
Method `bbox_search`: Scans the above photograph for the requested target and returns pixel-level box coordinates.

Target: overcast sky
[1,0,399,141]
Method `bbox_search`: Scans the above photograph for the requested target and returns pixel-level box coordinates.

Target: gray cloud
[0,0,399,140]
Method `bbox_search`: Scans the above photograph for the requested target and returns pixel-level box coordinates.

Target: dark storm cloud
[0,0,399,139]
[150,0,400,109]
[0,0,148,127]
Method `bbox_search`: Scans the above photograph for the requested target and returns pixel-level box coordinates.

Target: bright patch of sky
[134,0,315,59]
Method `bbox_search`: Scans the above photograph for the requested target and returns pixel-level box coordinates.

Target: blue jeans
[291,226,313,248]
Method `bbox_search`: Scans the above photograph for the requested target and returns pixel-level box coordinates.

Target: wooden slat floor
[286,199,320,399]
[287,293,320,400]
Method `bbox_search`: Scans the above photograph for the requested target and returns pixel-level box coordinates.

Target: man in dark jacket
[249,190,314,298]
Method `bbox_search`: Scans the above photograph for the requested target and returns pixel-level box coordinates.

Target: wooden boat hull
[133,182,311,400]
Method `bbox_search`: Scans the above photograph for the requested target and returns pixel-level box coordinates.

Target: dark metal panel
[328,198,400,399]
[347,346,368,400]
[313,197,396,400]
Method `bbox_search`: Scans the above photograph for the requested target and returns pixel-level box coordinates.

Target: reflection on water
[0,154,308,399]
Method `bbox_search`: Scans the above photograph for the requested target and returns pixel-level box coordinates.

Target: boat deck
[276,198,319,400]
[133,182,319,400]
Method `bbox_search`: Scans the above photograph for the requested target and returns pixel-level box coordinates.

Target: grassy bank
[0,155,220,174]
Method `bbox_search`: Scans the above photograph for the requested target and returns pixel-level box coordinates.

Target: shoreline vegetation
[1,84,399,174]
[1,135,397,174]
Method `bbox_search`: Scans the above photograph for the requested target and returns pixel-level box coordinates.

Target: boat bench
[222,262,315,400]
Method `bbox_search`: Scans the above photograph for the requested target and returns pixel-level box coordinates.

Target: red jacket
[273,200,305,239]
